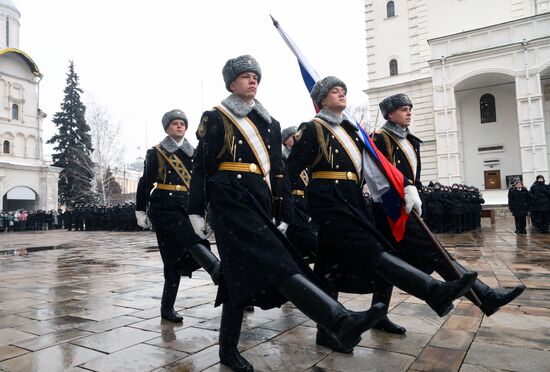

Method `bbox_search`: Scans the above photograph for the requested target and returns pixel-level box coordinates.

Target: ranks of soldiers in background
[63,203,140,232]
[422,182,485,233]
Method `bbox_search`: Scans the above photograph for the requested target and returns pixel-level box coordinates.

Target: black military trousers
[513,215,526,233]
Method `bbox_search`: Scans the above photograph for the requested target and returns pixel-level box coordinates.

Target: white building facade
[365,0,550,201]
[0,0,60,211]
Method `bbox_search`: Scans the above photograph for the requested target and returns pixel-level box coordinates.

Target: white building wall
[456,83,522,188]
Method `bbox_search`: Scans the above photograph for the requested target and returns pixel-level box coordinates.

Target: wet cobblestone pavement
[0,217,549,371]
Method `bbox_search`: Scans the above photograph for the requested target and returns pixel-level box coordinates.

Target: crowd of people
[508,175,550,234]
[0,209,63,232]
[0,203,140,232]
[420,183,484,234]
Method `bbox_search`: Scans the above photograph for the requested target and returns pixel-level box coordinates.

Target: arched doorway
[2,186,38,211]
[454,72,520,190]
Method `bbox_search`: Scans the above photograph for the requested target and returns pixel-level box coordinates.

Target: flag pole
[411,210,481,306]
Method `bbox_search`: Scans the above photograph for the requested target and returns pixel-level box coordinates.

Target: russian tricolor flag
[272,16,409,242]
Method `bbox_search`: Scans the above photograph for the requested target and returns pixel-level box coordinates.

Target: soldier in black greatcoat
[287,78,478,352]
[508,180,530,234]
[281,126,318,264]
[135,109,221,323]
[371,93,524,325]
[529,175,550,233]
[188,57,387,372]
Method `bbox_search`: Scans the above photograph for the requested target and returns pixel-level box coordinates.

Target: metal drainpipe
[441,56,452,184]
[522,39,536,178]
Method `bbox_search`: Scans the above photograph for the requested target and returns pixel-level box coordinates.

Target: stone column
[432,64,463,185]
[515,70,548,185]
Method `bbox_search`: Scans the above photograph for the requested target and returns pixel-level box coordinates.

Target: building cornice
[365,76,432,94]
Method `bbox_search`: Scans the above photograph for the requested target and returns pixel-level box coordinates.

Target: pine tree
[47,61,95,206]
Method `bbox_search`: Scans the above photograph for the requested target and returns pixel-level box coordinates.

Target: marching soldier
[135,109,221,323]
[188,56,386,371]
[286,77,478,351]
[372,93,525,324]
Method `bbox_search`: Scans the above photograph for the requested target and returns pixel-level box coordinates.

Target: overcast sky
[16,0,367,162]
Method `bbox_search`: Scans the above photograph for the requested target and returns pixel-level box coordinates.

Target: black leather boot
[278,274,386,353]
[371,286,406,334]
[314,286,351,353]
[375,252,477,317]
[160,269,183,322]
[188,243,221,285]
[448,261,526,316]
[219,301,253,372]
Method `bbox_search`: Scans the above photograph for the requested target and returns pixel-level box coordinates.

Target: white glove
[135,210,149,229]
[404,185,422,215]
[277,221,289,235]
[189,214,212,239]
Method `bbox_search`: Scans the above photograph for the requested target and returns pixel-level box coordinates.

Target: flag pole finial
[270,14,279,28]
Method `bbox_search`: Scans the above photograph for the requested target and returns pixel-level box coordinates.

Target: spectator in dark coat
[529,175,550,233]
[508,180,530,234]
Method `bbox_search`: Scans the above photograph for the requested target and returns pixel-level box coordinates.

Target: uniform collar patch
[221,94,272,124]
[315,108,344,126]
[382,120,409,139]
[160,136,195,157]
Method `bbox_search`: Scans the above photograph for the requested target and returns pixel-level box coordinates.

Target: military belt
[156,183,188,192]
[219,162,263,175]
[292,190,305,197]
[312,171,359,183]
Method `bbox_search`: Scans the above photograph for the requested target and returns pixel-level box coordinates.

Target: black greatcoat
[286,118,391,294]
[372,124,440,274]
[188,108,308,309]
[508,187,530,216]
[137,141,204,277]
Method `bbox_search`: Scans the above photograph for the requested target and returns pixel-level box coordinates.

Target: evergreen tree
[47,61,95,206]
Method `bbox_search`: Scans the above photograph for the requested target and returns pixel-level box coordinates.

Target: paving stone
[82,343,187,371]
[359,331,431,356]
[241,341,329,371]
[474,326,550,351]
[165,344,219,371]
[0,328,37,347]
[145,326,219,353]
[410,345,466,371]
[0,314,38,329]
[0,345,28,362]
[316,346,414,372]
[0,343,104,371]
[464,340,550,371]
[237,327,280,351]
[128,316,200,334]
[444,314,482,332]
[70,326,158,353]
[74,315,143,333]
[430,328,475,351]
[12,328,93,351]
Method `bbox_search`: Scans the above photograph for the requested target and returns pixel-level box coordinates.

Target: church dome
[0,0,20,16]
[0,0,19,13]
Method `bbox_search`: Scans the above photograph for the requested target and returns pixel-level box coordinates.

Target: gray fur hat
[310,76,347,108]
[162,109,188,130]
[281,126,297,142]
[379,93,413,120]
[222,55,262,91]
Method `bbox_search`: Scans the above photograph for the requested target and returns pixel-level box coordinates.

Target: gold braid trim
[311,121,329,168]
[217,114,236,159]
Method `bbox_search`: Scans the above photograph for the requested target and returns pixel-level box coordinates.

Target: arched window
[3,140,10,154]
[480,94,496,123]
[389,59,398,76]
[387,1,396,18]
[11,104,18,120]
